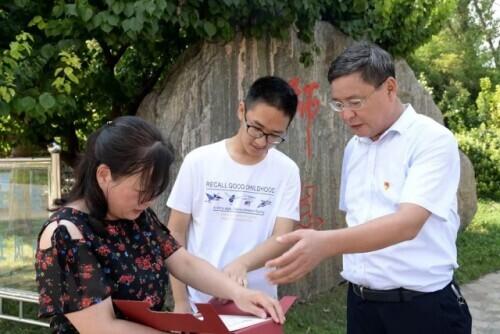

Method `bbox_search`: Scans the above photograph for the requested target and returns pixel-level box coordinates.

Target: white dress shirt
[339,104,461,292]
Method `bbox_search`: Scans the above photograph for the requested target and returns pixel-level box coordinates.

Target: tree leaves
[0,0,456,160]
[39,92,56,110]
[112,2,125,15]
[78,6,93,23]
[203,21,217,38]
[0,87,16,104]
[40,43,56,59]
[17,96,36,111]
[408,0,499,199]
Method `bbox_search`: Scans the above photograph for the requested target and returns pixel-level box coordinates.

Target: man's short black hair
[327,42,395,87]
[245,76,298,122]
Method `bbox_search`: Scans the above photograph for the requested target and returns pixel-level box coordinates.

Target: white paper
[218,314,270,331]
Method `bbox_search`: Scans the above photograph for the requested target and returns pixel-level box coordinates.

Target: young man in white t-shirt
[167,76,300,313]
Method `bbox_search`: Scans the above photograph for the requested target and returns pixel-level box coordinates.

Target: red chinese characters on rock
[288,77,321,159]
[299,183,325,230]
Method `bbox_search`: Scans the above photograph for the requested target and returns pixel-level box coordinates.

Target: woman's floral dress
[35,207,180,333]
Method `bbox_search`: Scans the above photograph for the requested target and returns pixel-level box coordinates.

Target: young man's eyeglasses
[328,78,388,113]
[243,111,287,145]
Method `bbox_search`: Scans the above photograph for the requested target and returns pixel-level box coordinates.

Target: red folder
[113,296,296,334]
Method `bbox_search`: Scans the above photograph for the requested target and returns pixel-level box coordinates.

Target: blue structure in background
[0,171,10,211]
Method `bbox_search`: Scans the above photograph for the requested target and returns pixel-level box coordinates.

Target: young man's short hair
[245,76,298,122]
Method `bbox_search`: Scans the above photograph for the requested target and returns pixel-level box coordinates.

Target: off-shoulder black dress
[35,207,180,333]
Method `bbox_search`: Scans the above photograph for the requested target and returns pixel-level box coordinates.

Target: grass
[285,285,347,334]
[1,199,498,333]
[454,199,500,283]
[0,300,48,334]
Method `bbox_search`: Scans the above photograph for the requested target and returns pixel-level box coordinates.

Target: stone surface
[458,150,478,230]
[139,21,477,296]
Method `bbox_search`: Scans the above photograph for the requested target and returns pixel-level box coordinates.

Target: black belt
[351,283,429,302]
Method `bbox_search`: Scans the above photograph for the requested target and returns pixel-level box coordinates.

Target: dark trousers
[347,282,472,334]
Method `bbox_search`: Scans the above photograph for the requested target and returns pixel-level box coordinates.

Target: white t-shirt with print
[167,140,301,304]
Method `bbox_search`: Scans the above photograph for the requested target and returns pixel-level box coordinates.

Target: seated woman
[35,116,284,334]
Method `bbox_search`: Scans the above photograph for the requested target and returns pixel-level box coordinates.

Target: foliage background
[408,0,499,199]
[1,0,454,166]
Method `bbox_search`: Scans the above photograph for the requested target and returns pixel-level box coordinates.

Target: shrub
[455,78,500,200]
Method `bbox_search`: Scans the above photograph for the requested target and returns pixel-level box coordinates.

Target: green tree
[409,0,499,199]
[0,0,455,165]
[409,0,499,129]
[456,78,500,199]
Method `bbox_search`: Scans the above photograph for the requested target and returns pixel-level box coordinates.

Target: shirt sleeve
[36,226,112,318]
[167,153,195,214]
[145,209,181,258]
[276,164,301,221]
[399,131,460,220]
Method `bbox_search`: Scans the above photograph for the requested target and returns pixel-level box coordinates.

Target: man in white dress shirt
[267,42,472,333]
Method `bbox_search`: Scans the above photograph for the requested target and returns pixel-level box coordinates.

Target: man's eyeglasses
[328,78,387,113]
[243,111,287,145]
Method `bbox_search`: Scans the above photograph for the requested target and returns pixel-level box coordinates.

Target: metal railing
[0,145,60,328]
[0,287,49,327]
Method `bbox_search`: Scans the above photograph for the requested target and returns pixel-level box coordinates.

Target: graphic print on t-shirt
[205,193,223,203]
[225,193,256,206]
[205,180,275,222]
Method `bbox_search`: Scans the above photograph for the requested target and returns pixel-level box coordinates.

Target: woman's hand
[230,287,285,324]
[166,248,285,324]
[223,261,248,287]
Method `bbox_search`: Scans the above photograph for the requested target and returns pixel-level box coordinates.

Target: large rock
[138,22,477,297]
[457,151,478,230]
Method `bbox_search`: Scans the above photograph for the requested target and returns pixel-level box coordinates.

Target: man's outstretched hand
[265,229,330,284]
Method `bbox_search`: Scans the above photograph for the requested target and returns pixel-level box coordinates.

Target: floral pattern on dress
[35,207,180,333]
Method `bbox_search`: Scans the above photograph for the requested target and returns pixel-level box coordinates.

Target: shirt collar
[357,104,416,144]
[387,104,416,135]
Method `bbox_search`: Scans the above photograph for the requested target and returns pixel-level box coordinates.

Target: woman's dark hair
[55,116,174,221]
[327,41,395,86]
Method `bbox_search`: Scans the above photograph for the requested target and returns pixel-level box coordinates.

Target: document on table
[218,314,269,331]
